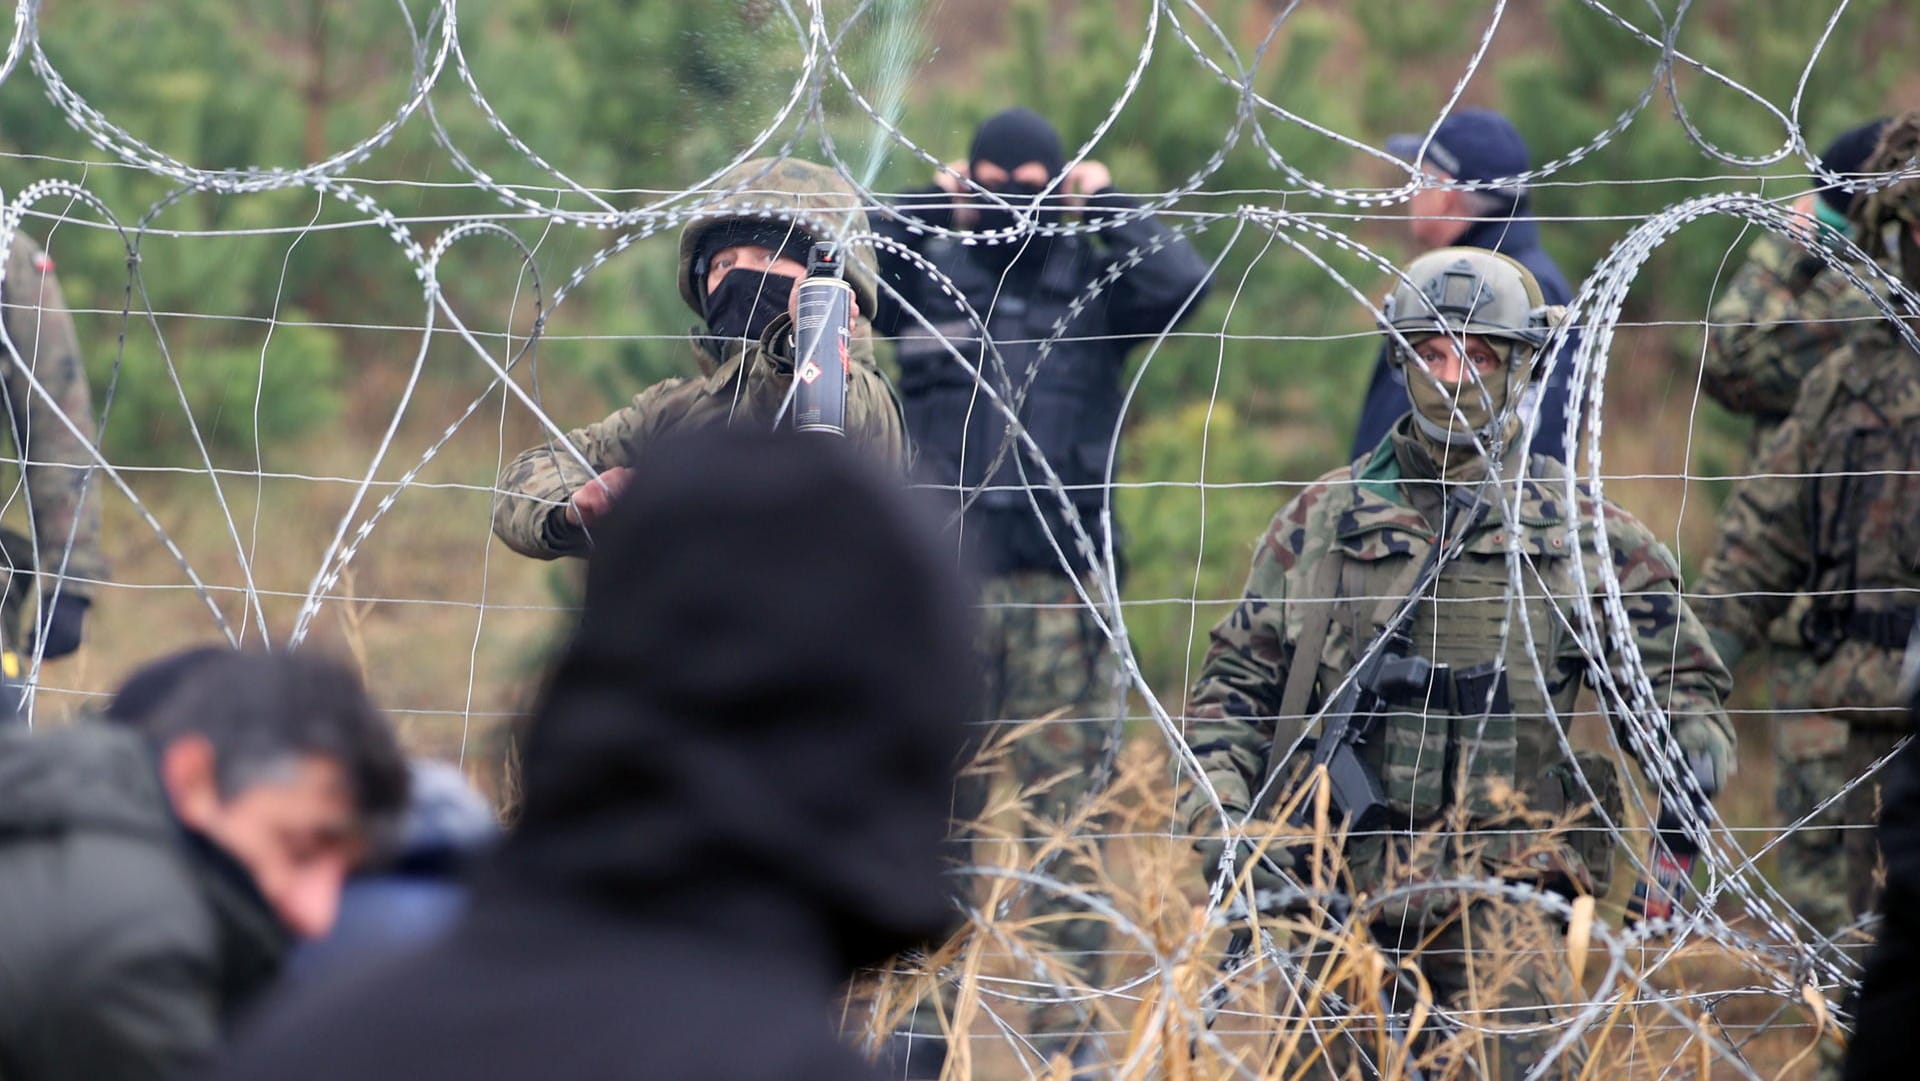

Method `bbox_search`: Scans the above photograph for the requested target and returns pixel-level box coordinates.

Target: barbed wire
[0,0,1914,1075]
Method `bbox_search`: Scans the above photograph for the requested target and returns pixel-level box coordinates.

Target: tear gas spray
[792,242,853,436]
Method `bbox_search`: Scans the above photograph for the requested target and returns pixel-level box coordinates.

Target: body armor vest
[892,237,1129,575]
[1313,487,1581,826]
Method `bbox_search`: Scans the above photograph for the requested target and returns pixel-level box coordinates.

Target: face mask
[1402,340,1524,450]
[970,182,1062,278]
[972,180,1045,237]
[703,269,796,350]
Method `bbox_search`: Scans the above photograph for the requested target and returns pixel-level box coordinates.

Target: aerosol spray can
[792,242,853,436]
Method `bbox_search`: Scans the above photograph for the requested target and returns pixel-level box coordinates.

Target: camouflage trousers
[978,569,1122,1048]
[1279,900,1587,1081]
[1767,640,1900,938]
[1768,643,1853,938]
[912,570,1123,1058]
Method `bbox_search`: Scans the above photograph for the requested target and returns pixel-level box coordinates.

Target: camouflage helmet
[1851,111,1920,287]
[1380,246,1555,370]
[677,157,880,319]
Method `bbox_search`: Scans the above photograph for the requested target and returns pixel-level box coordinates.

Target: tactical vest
[892,237,1128,575]
[1300,468,1623,894]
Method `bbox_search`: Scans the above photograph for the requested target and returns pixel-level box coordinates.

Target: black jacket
[0,724,288,1081]
[873,188,1212,578]
[213,430,978,1081]
[1842,696,1920,1081]
[1350,211,1583,461]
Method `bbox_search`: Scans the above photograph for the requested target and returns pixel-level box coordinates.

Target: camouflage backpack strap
[1245,549,1343,821]
[1278,553,1344,729]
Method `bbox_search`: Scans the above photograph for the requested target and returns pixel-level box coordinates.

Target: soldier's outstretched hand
[566,466,633,529]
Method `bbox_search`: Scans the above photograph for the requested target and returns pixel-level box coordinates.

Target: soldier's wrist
[1183,801,1249,836]
[543,502,587,552]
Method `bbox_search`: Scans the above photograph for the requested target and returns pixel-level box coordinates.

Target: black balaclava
[968,108,1066,272]
[702,271,795,349]
[694,220,815,350]
[499,428,979,974]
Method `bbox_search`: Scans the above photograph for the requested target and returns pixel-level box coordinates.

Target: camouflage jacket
[1696,314,1920,725]
[1184,438,1734,890]
[1,234,105,600]
[491,324,907,559]
[1704,233,1890,459]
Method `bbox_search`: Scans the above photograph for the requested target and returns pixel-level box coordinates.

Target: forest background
[2,0,1917,824]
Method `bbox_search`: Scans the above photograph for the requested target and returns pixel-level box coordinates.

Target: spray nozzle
[807,241,845,279]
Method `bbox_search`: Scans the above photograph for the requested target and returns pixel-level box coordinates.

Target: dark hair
[115,647,409,829]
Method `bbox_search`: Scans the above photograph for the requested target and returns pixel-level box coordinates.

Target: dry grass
[851,736,1839,1081]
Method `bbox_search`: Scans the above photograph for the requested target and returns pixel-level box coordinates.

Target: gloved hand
[1672,717,1733,798]
[1659,718,1732,858]
[29,593,88,660]
[1195,834,1293,894]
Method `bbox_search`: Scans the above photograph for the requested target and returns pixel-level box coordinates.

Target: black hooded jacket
[0,723,289,1081]
[1843,696,1920,1081]
[212,430,979,1081]
[871,184,1212,579]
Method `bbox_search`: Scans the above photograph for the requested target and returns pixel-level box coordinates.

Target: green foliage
[0,0,805,461]
[1504,0,1909,321]
[97,313,344,465]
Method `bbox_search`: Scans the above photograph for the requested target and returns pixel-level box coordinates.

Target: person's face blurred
[1409,166,1471,250]
[1410,333,1503,384]
[162,738,366,939]
[971,160,1051,191]
[704,243,806,298]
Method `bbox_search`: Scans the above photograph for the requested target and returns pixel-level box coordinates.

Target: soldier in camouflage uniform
[491,158,908,559]
[1698,113,1920,931]
[1700,118,1891,938]
[1184,248,1736,1079]
[0,231,105,663]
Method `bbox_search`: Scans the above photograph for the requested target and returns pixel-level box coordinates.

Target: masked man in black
[871,107,1211,1070]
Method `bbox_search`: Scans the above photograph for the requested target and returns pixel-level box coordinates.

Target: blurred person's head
[377,758,498,876]
[1386,108,1532,250]
[1853,111,1920,287]
[505,427,978,971]
[111,648,409,939]
[1815,117,1889,222]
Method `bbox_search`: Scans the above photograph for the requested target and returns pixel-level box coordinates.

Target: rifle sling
[1277,553,1343,740]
